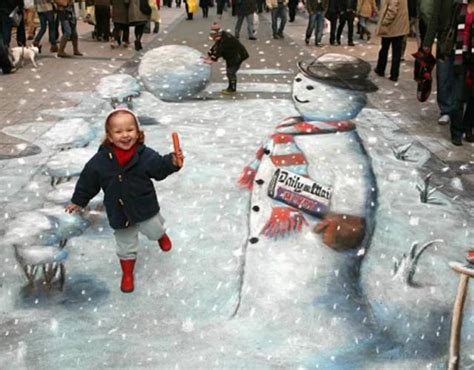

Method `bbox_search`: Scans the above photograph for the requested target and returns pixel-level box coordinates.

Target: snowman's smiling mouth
[294,95,310,103]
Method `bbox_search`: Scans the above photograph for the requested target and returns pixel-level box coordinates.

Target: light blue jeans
[34,11,57,46]
[305,10,324,44]
[271,6,287,36]
[235,14,255,38]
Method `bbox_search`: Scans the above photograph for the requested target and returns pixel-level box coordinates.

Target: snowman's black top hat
[297,53,378,93]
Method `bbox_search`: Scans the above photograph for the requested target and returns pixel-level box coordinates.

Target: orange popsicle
[172,132,182,167]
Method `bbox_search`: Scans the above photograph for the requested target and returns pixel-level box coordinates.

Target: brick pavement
[0,6,184,159]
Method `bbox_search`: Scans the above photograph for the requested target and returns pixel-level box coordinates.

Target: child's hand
[173,152,184,168]
[65,203,82,214]
[201,55,214,64]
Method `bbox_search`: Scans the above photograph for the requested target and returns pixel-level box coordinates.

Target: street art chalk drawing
[0,47,472,369]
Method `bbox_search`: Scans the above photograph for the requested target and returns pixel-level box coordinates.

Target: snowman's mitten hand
[314,213,366,250]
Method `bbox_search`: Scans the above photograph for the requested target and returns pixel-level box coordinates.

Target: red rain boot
[119,259,136,293]
[158,233,172,252]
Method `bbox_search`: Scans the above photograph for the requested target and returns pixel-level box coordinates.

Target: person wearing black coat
[203,23,249,94]
[0,0,26,47]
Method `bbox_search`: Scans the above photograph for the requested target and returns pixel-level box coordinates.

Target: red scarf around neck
[112,144,138,167]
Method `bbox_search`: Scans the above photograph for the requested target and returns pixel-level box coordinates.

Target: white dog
[11,46,40,68]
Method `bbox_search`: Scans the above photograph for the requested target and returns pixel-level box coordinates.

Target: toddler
[66,108,183,293]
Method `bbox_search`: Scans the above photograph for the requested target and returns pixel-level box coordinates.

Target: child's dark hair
[101,109,145,146]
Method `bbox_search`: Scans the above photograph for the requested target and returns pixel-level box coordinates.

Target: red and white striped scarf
[238,116,355,238]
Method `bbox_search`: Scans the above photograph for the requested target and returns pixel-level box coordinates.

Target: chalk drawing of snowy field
[0,47,472,369]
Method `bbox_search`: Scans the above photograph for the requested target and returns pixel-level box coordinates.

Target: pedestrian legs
[315,11,324,44]
[327,11,338,44]
[277,6,287,36]
[375,37,391,76]
[389,35,403,80]
[288,0,298,22]
[305,14,316,44]
[34,11,57,50]
[226,63,240,92]
[462,96,474,141]
[235,15,244,38]
[245,14,255,38]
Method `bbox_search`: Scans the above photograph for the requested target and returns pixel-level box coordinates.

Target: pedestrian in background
[199,0,211,17]
[266,0,288,39]
[111,0,130,48]
[288,0,298,22]
[150,0,160,32]
[305,0,327,46]
[234,0,257,40]
[336,0,356,45]
[128,0,151,50]
[374,0,409,82]
[95,0,111,41]
[0,0,26,47]
[400,0,419,59]
[422,0,459,136]
[33,0,58,52]
[326,0,339,45]
[357,0,376,40]
[184,0,194,19]
[0,39,15,74]
[57,0,83,57]
[216,0,226,17]
[423,0,474,145]
[24,0,37,41]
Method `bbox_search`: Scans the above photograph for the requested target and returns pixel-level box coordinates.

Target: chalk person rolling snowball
[201,22,249,95]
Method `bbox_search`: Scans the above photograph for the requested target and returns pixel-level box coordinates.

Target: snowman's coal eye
[306,85,314,90]
[295,78,302,82]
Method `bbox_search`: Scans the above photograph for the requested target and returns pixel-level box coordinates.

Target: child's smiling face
[107,111,139,150]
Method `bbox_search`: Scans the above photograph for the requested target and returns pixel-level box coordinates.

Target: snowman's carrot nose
[172,132,183,167]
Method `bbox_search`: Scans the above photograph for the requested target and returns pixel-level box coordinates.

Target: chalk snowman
[239,53,378,250]
[233,54,381,348]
